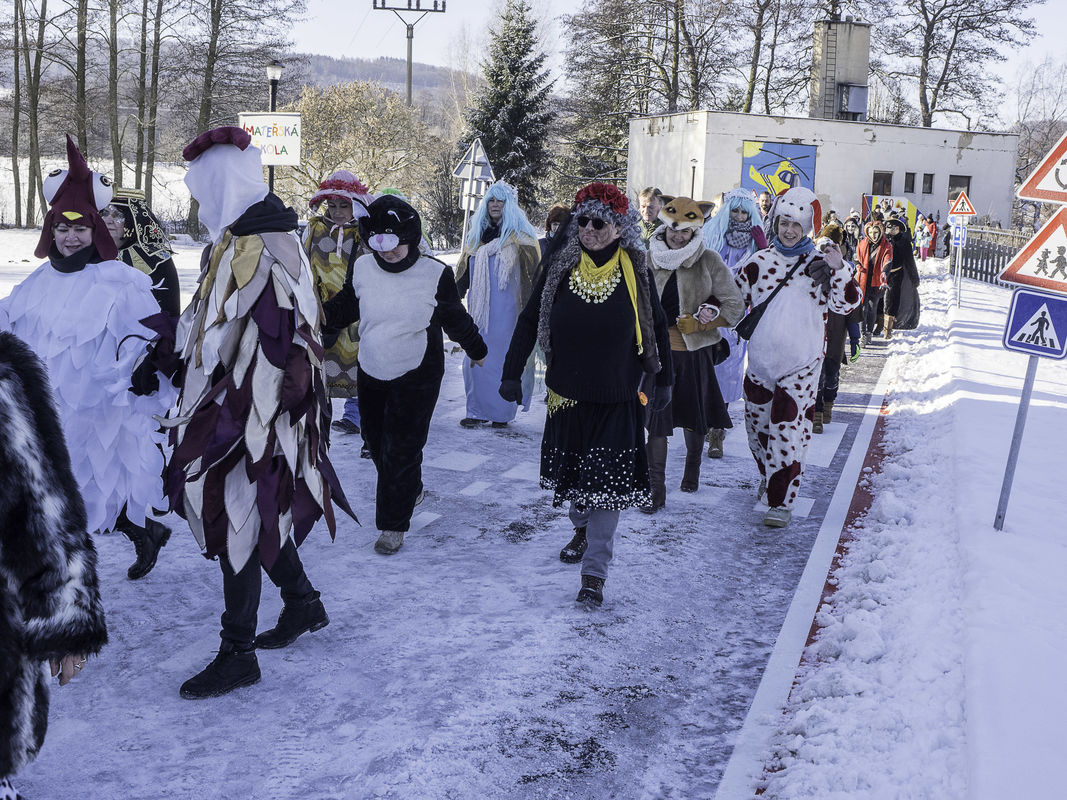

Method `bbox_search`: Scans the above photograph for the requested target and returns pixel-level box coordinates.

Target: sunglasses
[577,215,608,230]
[99,206,124,219]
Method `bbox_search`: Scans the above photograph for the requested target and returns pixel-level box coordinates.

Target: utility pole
[372,0,447,106]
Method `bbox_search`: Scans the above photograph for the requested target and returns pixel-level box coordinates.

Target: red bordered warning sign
[998,206,1067,296]
[948,190,977,216]
[1017,129,1067,204]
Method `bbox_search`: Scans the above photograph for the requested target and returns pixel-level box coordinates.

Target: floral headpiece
[574,182,629,216]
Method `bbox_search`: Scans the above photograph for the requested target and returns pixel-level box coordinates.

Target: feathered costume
[164,128,353,573]
[0,136,176,536]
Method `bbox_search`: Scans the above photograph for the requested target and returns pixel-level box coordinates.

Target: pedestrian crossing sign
[948,191,977,217]
[1003,288,1067,360]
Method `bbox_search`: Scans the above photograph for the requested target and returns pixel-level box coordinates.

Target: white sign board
[238,112,302,166]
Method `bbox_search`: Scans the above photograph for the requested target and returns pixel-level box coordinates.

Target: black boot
[179,643,261,699]
[576,574,605,606]
[559,527,587,564]
[639,435,667,513]
[680,429,703,492]
[253,592,329,649]
[123,518,171,580]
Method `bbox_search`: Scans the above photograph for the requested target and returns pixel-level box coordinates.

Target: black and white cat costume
[324,196,487,553]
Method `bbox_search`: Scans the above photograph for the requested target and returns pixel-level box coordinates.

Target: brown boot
[812,411,824,434]
[884,315,895,340]
[824,401,834,423]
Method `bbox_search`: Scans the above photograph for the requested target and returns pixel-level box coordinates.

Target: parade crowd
[0,129,923,797]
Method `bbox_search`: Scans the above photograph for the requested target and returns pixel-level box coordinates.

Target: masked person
[454,181,541,429]
[0,135,176,580]
[303,171,375,448]
[162,127,354,699]
[500,182,673,606]
[735,187,860,528]
[323,195,487,557]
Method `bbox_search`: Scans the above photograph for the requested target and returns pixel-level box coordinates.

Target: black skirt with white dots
[540,394,652,510]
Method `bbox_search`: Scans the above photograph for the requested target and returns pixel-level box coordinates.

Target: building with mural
[626,7,1019,228]
[626,110,1019,227]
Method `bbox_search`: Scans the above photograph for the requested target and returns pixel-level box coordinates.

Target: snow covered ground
[2,231,1064,798]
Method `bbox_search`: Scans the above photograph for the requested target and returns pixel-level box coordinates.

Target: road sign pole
[458,157,476,250]
[994,354,1040,531]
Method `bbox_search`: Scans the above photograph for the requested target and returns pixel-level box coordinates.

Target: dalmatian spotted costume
[735,187,860,526]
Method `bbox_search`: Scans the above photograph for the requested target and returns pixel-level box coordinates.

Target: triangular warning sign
[948,191,976,216]
[453,138,495,180]
[1017,129,1067,204]
[998,206,1067,295]
[1012,303,1060,350]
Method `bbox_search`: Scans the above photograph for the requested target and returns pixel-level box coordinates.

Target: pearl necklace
[569,265,620,304]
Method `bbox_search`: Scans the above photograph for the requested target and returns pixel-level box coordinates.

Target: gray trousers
[569,503,621,580]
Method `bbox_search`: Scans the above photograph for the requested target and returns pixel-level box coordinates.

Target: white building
[627,109,1019,226]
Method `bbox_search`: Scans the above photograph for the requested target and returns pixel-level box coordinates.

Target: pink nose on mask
[369,233,400,252]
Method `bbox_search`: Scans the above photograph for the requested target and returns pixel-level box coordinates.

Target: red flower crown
[574,182,629,216]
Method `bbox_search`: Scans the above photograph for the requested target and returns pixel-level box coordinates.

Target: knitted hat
[308,170,373,217]
[35,135,117,260]
[772,186,822,236]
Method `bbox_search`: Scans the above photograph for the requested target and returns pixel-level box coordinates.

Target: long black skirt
[540,395,652,510]
[642,346,732,438]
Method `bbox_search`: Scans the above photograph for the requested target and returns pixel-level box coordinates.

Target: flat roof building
[627,109,1019,227]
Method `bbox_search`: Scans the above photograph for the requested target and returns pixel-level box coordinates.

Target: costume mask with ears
[656,196,716,231]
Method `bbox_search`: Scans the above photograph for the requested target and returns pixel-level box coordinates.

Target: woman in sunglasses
[499,182,673,607]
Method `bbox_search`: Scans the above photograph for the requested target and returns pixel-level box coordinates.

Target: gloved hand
[651,384,672,411]
[808,257,832,295]
[676,314,720,334]
[129,359,159,396]
[498,379,522,403]
[694,303,720,325]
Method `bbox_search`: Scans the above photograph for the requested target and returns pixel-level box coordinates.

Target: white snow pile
[758,260,1067,799]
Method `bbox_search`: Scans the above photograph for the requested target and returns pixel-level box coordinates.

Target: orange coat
[855,236,893,300]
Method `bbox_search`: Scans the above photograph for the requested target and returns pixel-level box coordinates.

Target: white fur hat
[772,187,822,236]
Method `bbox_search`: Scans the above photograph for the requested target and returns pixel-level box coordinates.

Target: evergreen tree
[464,0,554,210]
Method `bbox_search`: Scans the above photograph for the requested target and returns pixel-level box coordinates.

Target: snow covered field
[2,231,1064,798]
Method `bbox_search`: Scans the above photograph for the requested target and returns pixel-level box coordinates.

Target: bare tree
[878,0,1040,127]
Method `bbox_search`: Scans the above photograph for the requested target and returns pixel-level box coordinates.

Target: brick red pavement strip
[802,392,892,651]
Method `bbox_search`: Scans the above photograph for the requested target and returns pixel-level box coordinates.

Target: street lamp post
[266,59,284,192]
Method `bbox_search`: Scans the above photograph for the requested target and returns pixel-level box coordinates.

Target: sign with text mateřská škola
[1003,288,1067,360]
[238,113,301,166]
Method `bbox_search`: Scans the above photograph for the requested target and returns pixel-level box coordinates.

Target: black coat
[0,332,107,777]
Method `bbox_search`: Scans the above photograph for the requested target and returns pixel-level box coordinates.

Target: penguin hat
[35,135,117,260]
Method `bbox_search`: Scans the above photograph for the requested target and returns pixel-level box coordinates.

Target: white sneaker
[763,506,792,528]
[374,530,405,555]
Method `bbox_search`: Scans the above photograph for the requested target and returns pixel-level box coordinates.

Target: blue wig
[464,181,539,251]
[703,188,764,255]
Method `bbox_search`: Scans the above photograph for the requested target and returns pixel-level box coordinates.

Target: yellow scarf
[574,247,643,355]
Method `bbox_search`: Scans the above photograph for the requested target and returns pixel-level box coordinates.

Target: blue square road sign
[1003,288,1067,359]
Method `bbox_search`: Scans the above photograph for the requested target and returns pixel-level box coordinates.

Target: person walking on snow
[735,186,861,528]
[161,127,354,699]
[701,188,768,459]
[323,195,487,556]
[499,182,673,605]
[0,135,177,581]
[855,219,892,346]
[639,196,744,513]
[302,171,375,446]
[454,181,541,429]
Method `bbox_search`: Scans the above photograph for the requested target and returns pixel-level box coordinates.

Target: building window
[948,175,971,205]
[904,172,915,193]
[872,171,893,195]
[922,173,934,194]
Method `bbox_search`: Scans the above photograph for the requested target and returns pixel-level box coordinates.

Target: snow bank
[758,261,1067,798]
